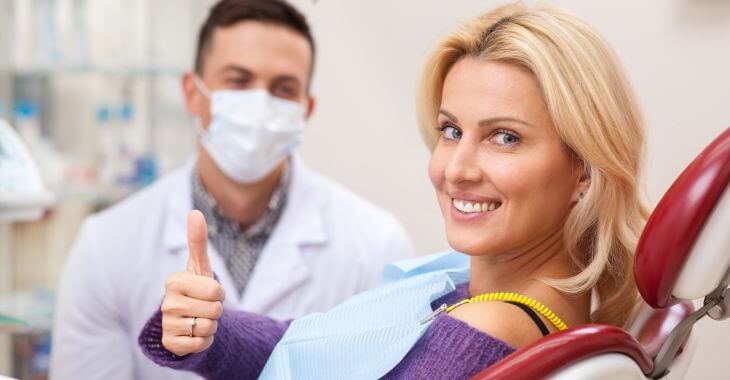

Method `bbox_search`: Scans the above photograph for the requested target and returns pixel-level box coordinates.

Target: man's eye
[491,131,520,145]
[226,77,249,86]
[440,125,462,140]
[273,86,296,98]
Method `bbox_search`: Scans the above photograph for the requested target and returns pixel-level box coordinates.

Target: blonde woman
[139,3,649,378]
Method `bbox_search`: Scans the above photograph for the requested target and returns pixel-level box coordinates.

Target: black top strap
[504,301,550,336]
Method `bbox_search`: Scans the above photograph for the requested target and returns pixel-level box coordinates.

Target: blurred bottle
[95,104,115,186]
[35,0,60,67]
[117,101,136,186]
[14,100,42,145]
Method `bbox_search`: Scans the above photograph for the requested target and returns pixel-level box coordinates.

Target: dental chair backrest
[473,128,730,380]
[633,127,730,378]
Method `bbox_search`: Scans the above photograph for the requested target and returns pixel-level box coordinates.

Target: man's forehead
[205,21,313,77]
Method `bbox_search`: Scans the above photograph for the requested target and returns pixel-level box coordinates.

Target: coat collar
[161,154,328,255]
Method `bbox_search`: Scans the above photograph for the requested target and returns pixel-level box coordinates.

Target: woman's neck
[467,228,574,296]
[466,228,592,327]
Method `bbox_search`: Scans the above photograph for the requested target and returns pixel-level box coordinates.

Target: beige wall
[284,0,729,378]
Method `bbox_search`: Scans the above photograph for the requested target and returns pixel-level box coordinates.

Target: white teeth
[452,199,500,213]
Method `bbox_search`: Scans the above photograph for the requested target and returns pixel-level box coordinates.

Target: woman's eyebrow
[439,109,535,129]
[478,117,535,128]
[438,109,458,122]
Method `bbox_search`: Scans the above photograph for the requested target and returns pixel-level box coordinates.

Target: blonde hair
[417,3,650,327]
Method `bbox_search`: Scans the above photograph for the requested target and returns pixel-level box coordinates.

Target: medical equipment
[0,119,54,379]
[0,120,54,221]
[474,128,730,379]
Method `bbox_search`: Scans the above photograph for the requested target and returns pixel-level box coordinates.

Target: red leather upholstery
[634,301,694,359]
[471,325,653,379]
[635,129,730,308]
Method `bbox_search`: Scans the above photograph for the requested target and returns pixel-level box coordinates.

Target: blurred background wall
[0,0,727,378]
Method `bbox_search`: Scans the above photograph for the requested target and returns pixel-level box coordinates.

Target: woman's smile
[449,192,503,222]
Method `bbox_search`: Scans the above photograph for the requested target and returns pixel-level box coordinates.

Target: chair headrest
[635,128,730,308]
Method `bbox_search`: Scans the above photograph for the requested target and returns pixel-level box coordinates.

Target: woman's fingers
[161,293,223,320]
[162,334,215,357]
[162,315,218,338]
[165,272,225,302]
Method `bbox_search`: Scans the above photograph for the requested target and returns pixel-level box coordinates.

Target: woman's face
[429,58,585,257]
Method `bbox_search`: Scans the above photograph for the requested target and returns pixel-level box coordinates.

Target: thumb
[186,210,213,278]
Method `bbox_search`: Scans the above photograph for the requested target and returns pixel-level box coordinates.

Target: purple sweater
[139,284,515,379]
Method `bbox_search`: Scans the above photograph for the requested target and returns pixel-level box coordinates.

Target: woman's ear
[572,162,592,203]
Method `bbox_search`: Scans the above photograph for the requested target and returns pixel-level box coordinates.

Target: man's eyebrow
[272,75,301,85]
[218,65,253,76]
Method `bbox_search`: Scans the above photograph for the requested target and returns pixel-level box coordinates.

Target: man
[50,1,414,378]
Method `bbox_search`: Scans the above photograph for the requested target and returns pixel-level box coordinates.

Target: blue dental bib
[259,251,471,379]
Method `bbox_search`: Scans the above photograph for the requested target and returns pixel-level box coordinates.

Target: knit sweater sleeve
[382,314,516,379]
[138,307,290,379]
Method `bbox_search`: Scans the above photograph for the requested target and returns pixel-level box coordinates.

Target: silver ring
[189,317,197,337]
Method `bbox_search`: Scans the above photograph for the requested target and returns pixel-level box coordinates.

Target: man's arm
[50,218,135,380]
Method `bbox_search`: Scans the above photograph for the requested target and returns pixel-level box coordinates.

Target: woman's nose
[444,141,483,184]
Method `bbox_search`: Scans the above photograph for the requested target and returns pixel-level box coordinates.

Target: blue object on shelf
[95,105,111,123]
[13,100,40,120]
[119,103,134,121]
[133,154,158,187]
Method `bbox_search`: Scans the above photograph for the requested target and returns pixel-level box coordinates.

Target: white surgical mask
[194,77,306,184]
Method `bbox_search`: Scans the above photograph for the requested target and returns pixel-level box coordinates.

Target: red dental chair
[474,128,730,380]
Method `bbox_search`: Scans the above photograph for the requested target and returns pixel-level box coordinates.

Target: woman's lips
[449,197,502,222]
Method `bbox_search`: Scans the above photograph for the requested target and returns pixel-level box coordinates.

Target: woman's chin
[446,235,500,257]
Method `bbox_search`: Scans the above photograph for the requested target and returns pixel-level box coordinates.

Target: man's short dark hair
[195,0,315,76]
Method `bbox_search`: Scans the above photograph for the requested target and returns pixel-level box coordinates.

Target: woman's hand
[161,210,225,356]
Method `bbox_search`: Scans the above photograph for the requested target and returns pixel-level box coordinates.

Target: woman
[139,3,649,378]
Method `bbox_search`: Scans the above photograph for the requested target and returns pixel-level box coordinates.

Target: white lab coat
[50,155,415,380]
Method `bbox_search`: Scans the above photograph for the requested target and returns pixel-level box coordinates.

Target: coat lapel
[240,155,328,312]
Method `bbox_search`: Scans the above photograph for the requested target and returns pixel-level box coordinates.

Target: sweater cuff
[138,308,211,370]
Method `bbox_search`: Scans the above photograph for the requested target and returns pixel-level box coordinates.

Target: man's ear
[182,72,205,116]
[305,96,316,120]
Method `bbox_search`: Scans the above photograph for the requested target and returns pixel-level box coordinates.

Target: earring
[579,192,585,199]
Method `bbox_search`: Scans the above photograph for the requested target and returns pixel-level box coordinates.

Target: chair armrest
[471,324,653,380]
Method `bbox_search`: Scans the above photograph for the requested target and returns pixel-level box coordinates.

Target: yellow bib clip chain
[420,292,569,332]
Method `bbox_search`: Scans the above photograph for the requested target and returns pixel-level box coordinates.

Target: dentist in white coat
[50,1,414,379]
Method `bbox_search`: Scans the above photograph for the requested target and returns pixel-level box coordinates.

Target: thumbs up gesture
[161,210,225,356]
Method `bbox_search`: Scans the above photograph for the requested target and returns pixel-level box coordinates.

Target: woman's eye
[440,125,462,140]
[491,131,519,146]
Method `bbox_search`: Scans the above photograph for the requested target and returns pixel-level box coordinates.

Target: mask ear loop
[194,75,212,99]
[194,117,206,136]
[192,76,211,136]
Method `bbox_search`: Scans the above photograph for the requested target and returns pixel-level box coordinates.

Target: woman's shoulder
[446,300,549,349]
